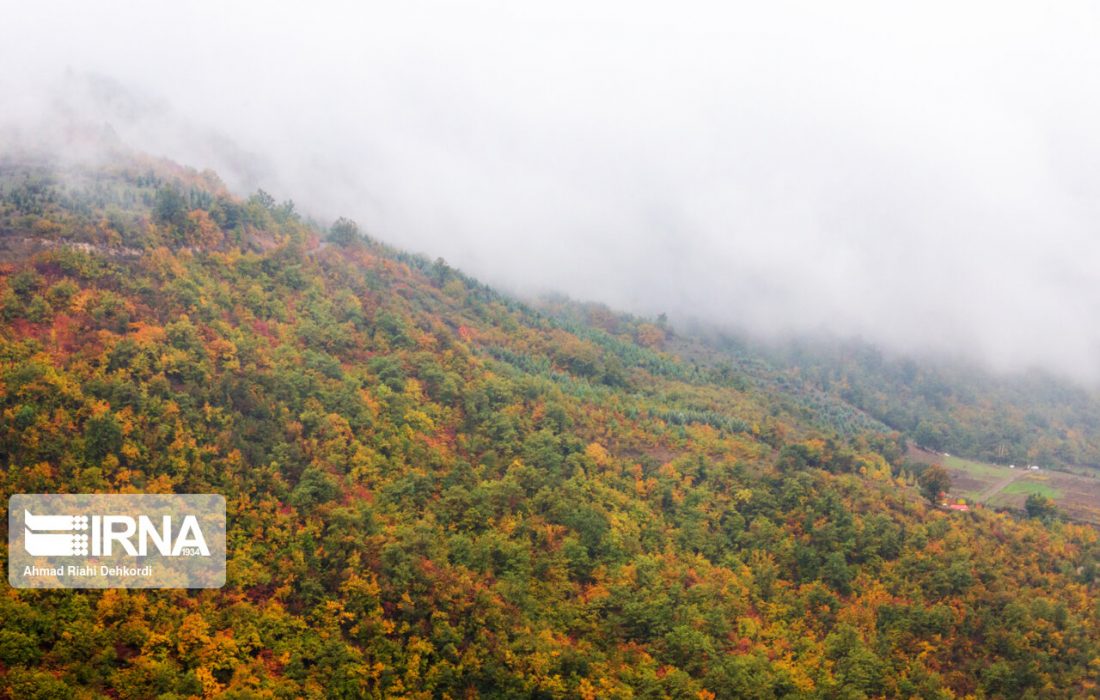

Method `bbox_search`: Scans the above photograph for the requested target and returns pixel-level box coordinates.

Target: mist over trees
[2,157,1100,697]
[4,3,1100,383]
[4,3,1100,697]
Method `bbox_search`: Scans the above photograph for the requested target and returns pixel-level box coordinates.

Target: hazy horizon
[3,1,1100,382]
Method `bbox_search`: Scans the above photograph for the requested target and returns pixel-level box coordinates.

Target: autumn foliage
[2,158,1100,698]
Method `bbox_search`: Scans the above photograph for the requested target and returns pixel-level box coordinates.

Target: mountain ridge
[2,153,1100,698]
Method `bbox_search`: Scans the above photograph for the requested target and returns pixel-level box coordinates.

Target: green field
[924,450,1100,522]
[942,454,1005,478]
[925,453,1013,501]
[1000,479,1063,499]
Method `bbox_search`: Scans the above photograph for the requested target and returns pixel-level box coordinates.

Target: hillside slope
[3,155,1100,699]
[726,334,1100,471]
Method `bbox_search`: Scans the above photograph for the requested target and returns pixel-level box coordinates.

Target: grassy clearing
[943,454,1006,477]
[1001,479,1062,499]
[917,451,1100,521]
[934,454,1012,501]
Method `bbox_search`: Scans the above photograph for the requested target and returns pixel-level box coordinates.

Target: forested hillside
[718,335,1100,470]
[3,155,1100,698]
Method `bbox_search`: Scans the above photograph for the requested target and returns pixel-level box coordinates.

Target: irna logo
[9,494,225,589]
[23,510,210,557]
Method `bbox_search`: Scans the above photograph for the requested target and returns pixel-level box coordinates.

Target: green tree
[153,186,188,229]
[329,217,361,246]
[84,413,123,463]
[918,464,951,504]
[1025,493,1058,521]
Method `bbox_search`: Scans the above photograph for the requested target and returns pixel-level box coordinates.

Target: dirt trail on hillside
[977,470,1022,502]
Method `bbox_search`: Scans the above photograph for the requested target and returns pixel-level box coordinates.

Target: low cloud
[3,1,1100,380]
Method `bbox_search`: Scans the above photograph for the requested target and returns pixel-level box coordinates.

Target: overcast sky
[3,1,1100,380]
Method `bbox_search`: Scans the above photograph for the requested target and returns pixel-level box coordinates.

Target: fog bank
[3,1,1100,380]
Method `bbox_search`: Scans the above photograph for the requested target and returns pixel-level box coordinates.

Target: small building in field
[940,495,971,512]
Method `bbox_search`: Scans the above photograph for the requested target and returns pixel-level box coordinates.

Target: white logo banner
[8,494,225,588]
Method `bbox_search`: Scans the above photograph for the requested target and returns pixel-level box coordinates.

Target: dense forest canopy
[741,336,1100,470]
[2,155,1100,698]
